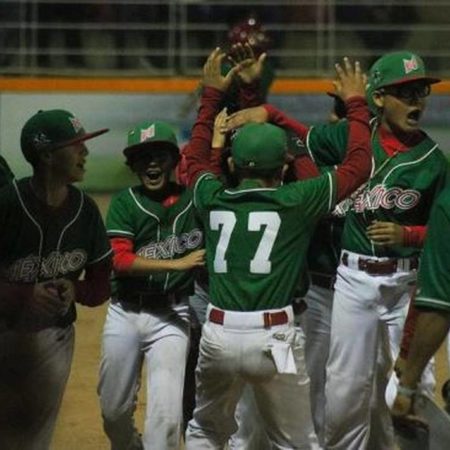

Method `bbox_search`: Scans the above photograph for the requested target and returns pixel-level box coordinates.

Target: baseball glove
[392,414,430,450]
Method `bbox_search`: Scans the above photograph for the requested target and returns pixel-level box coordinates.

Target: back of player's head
[231,123,287,172]
[366,51,440,112]
[20,109,108,165]
[123,120,180,165]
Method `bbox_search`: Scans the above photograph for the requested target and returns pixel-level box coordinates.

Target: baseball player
[183,48,372,449]
[0,109,112,449]
[301,52,448,450]
[97,120,205,450]
[0,153,14,188]
[391,185,450,419]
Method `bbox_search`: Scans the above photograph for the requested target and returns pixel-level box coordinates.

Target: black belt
[309,272,336,290]
[118,292,186,310]
[341,252,419,275]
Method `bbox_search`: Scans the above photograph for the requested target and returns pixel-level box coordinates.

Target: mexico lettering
[353,184,421,212]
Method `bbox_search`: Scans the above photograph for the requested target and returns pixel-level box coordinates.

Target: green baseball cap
[123,120,179,160]
[21,109,109,163]
[231,123,287,170]
[366,51,440,110]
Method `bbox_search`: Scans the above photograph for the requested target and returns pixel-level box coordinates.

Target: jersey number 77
[210,211,281,274]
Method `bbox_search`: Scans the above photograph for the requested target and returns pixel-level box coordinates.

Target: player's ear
[372,90,385,110]
[227,156,236,173]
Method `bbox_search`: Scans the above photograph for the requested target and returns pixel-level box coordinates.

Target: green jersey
[415,188,450,312]
[308,120,449,257]
[193,172,336,311]
[106,184,202,297]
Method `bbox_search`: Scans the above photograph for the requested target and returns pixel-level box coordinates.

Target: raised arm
[185,48,241,187]
[332,58,371,201]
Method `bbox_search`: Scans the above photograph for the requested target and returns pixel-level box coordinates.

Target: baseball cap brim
[123,140,179,160]
[52,127,109,151]
[383,75,441,88]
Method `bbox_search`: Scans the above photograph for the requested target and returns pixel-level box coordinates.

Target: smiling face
[372,80,431,137]
[129,147,178,192]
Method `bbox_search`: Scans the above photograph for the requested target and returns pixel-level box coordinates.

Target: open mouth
[406,109,421,124]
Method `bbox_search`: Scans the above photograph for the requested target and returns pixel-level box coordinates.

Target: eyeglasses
[381,83,431,100]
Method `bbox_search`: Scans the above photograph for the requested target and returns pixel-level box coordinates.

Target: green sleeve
[416,190,450,312]
[193,173,223,213]
[106,190,135,238]
[307,120,349,166]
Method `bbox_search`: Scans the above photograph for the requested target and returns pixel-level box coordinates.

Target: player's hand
[392,392,414,417]
[51,278,76,315]
[212,107,229,148]
[203,47,241,92]
[223,106,268,132]
[229,42,266,85]
[30,282,67,317]
[367,220,404,246]
[333,57,367,101]
[174,249,206,271]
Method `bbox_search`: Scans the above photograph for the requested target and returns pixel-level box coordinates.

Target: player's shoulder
[193,172,224,206]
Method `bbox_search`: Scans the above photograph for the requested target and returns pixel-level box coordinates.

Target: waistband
[115,291,187,310]
[341,250,419,275]
[309,272,336,290]
[206,304,293,329]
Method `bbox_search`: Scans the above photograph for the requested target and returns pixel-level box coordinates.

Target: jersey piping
[381,144,439,183]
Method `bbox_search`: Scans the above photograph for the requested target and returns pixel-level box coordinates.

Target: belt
[309,272,336,290]
[119,292,185,309]
[341,252,419,275]
[208,307,289,329]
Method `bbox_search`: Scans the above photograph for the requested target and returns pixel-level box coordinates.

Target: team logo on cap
[403,56,418,74]
[33,131,52,150]
[69,116,83,133]
[140,124,155,143]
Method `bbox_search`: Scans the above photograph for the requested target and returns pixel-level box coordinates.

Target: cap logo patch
[69,116,83,133]
[140,124,155,143]
[33,131,51,150]
[403,56,418,74]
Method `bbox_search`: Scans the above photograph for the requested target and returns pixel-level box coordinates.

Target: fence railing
[2,0,450,77]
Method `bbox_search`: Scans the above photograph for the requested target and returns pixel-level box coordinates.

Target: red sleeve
[110,237,137,272]
[74,257,112,307]
[264,104,310,143]
[293,154,320,180]
[185,87,223,187]
[239,81,263,108]
[334,96,372,202]
[403,225,427,247]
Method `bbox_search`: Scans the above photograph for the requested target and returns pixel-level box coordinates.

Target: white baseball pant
[186,304,319,450]
[0,325,74,450]
[325,255,416,450]
[98,299,190,450]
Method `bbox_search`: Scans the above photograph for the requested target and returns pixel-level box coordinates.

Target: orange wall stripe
[0,77,449,94]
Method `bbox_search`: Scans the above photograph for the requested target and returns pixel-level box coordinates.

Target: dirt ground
[51,194,449,449]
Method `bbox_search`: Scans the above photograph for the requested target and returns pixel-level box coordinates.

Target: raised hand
[212,107,229,148]
[203,47,242,92]
[333,57,367,101]
[223,106,269,132]
[228,42,267,85]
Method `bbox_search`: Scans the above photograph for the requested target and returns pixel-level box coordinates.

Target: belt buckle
[263,312,272,328]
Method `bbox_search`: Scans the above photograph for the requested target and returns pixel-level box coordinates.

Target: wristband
[397,384,417,398]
